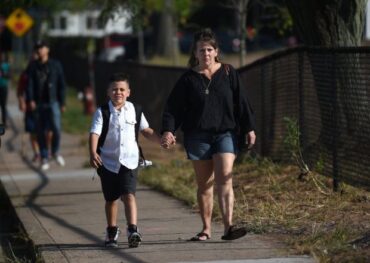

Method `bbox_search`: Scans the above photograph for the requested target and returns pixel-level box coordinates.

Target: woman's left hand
[246,131,256,149]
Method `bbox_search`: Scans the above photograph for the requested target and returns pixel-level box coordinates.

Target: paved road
[0,87,315,263]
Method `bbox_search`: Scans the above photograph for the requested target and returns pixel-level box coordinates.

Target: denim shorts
[25,111,36,133]
[183,131,238,160]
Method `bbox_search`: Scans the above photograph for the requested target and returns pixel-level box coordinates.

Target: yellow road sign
[5,8,34,37]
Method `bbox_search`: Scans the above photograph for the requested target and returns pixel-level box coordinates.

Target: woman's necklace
[199,66,213,95]
[202,76,212,95]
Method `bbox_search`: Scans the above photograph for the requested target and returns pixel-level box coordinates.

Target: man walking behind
[26,41,66,171]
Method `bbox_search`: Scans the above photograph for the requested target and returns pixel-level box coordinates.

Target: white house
[47,9,132,37]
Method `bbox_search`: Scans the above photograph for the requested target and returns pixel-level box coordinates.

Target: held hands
[90,152,103,169]
[161,132,176,149]
[246,130,256,149]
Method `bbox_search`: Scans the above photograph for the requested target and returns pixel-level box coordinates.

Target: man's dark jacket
[26,59,66,106]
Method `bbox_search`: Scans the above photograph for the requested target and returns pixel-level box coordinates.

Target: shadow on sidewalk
[4,113,150,263]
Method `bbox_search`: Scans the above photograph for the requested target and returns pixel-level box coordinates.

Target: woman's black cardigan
[162,64,255,135]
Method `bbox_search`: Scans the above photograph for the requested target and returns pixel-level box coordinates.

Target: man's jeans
[36,102,61,159]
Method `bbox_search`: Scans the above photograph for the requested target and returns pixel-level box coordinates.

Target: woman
[161,28,256,241]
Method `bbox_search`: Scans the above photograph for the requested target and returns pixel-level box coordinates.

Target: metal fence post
[331,51,339,191]
[260,65,266,155]
[298,50,305,153]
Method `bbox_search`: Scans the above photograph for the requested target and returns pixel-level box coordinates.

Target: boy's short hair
[109,73,130,85]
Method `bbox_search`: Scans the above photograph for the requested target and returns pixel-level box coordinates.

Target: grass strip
[139,155,370,262]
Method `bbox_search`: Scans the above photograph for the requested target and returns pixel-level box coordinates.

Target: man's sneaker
[105,226,120,248]
[40,159,50,171]
[127,225,142,248]
[54,155,65,167]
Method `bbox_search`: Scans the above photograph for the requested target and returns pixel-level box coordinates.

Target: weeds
[139,155,370,262]
[283,117,331,196]
[283,117,310,177]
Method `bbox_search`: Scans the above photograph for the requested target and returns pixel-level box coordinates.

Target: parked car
[98,46,126,62]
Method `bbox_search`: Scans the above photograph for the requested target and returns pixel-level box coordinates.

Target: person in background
[0,52,10,127]
[161,28,256,241]
[26,41,66,171]
[17,51,52,162]
[89,73,161,248]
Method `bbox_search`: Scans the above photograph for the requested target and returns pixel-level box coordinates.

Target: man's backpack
[97,103,146,165]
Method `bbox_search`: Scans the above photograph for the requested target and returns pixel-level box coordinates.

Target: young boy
[89,73,160,248]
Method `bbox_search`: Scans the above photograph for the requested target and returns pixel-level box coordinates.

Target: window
[60,16,67,29]
[86,16,94,29]
[49,18,55,29]
[86,16,104,30]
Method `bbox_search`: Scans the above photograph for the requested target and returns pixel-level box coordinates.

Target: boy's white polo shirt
[90,100,149,172]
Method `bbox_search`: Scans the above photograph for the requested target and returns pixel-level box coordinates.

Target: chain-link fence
[242,46,370,190]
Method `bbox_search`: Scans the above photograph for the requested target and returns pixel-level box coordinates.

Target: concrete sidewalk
[0,87,315,263]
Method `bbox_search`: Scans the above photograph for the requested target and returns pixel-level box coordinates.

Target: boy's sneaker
[127,225,142,248]
[105,226,120,248]
[40,159,50,171]
[53,155,65,167]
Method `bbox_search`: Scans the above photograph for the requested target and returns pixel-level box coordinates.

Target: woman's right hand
[246,130,256,149]
[161,132,176,149]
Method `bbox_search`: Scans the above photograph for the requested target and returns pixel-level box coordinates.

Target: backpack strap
[133,103,146,165]
[133,103,142,143]
[97,102,145,165]
[97,103,110,154]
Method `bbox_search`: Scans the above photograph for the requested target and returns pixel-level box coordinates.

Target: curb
[0,171,68,263]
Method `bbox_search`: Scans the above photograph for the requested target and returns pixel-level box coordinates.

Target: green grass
[139,160,197,207]
[62,88,92,134]
[139,155,370,262]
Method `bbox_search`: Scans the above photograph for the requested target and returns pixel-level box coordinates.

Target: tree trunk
[237,0,249,67]
[157,9,173,57]
[285,0,368,136]
[285,0,369,186]
[137,27,145,63]
[285,0,365,47]
[239,10,247,67]
[156,0,179,65]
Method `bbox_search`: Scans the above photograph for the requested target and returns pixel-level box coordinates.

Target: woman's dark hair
[188,28,220,68]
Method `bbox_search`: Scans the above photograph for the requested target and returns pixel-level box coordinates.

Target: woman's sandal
[221,226,247,240]
[189,232,210,241]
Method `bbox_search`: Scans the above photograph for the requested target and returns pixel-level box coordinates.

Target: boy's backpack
[97,103,146,165]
